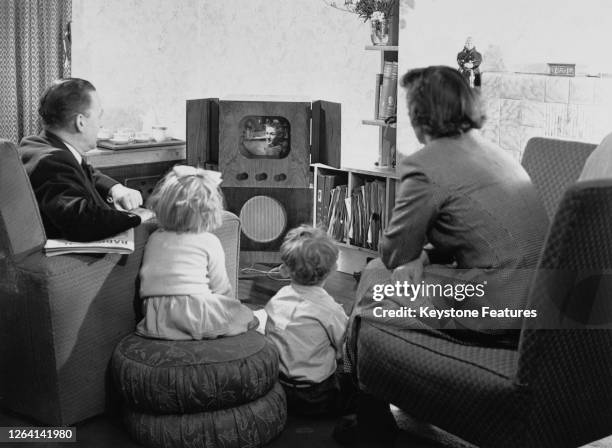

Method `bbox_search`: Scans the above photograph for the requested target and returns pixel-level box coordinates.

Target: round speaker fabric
[123,382,287,448]
[239,195,287,243]
[112,331,279,413]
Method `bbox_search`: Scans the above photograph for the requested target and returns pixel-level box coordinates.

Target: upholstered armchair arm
[213,210,241,297]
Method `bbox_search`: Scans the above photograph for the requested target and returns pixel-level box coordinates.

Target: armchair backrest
[522,137,596,221]
[517,180,612,447]
[0,140,46,259]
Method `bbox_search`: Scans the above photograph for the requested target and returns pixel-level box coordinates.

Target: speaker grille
[239,196,287,243]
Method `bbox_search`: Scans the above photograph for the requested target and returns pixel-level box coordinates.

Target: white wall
[72,0,382,167]
[397,0,612,155]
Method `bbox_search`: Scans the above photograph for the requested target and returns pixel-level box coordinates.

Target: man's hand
[130,207,156,222]
[391,250,429,284]
[109,184,143,211]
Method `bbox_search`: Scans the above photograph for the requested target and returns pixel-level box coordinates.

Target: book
[385,61,399,118]
[316,172,344,228]
[327,184,348,242]
[377,61,399,120]
[374,73,383,118]
[347,180,386,250]
[44,228,135,256]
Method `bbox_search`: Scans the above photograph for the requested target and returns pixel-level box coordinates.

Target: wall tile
[545,103,568,138]
[566,104,602,140]
[481,121,500,146]
[545,77,570,103]
[500,99,521,127]
[519,75,546,101]
[569,77,595,104]
[595,77,612,105]
[589,105,612,141]
[500,73,523,99]
[485,98,501,123]
[520,125,545,151]
[499,124,521,151]
[481,73,502,102]
[520,101,546,127]
[563,104,586,139]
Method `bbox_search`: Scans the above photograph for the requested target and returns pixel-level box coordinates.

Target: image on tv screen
[239,116,290,159]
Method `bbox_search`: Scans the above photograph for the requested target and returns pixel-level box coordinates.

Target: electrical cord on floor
[239,264,291,282]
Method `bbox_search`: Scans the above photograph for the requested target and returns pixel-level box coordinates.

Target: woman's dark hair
[401,65,485,139]
[38,78,96,128]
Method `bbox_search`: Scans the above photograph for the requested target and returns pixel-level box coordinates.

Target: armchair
[353,180,612,447]
[521,137,596,220]
[350,136,612,447]
[0,140,241,426]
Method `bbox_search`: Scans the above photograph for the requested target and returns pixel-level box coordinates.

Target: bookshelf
[312,163,399,274]
[311,44,401,274]
[368,45,398,167]
[365,45,398,52]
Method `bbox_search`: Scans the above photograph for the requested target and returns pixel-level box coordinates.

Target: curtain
[0,0,71,143]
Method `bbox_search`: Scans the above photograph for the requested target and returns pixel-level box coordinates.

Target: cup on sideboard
[117,128,136,139]
[151,126,168,143]
[134,131,151,142]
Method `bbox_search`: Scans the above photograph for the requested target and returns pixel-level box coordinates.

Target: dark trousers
[280,366,357,417]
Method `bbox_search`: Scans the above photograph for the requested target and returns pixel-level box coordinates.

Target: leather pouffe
[111,331,286,447]
[123,383,286,448]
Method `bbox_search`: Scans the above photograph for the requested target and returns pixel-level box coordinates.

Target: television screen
[239,116,290,159]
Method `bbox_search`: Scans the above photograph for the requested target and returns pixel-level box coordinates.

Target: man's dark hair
[401,65,485,139]
[38,78,96,128]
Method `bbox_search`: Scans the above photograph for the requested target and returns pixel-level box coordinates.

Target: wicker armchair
[0,140,241,425]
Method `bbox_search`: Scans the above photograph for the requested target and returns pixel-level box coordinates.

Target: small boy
[264,225,350,416]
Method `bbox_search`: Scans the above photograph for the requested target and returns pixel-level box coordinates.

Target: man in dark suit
[19,78,154,242]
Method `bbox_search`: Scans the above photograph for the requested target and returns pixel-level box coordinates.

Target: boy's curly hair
[280,225,339,286]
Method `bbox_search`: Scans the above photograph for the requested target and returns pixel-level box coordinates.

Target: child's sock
[253,309,268,334]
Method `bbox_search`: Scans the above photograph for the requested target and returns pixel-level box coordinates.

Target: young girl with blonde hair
[136,165,254,340]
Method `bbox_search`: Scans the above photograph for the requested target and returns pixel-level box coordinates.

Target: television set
[186,98,341,257]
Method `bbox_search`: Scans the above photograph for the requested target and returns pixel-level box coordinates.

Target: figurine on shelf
[457,37,482,88]
[384,115,396,126]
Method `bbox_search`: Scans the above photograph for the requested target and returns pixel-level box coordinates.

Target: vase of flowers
[354,0,398,45]
[369,11,389,45]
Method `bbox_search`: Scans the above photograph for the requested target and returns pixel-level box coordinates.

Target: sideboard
[86,143,186,202]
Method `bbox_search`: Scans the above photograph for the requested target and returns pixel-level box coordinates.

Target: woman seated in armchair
[336,65,549,445]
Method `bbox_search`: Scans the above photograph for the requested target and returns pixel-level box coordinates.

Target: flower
[371,11,385,21]
[353,0,398,22]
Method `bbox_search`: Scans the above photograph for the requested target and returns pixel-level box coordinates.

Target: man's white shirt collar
[62,141,83,165]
